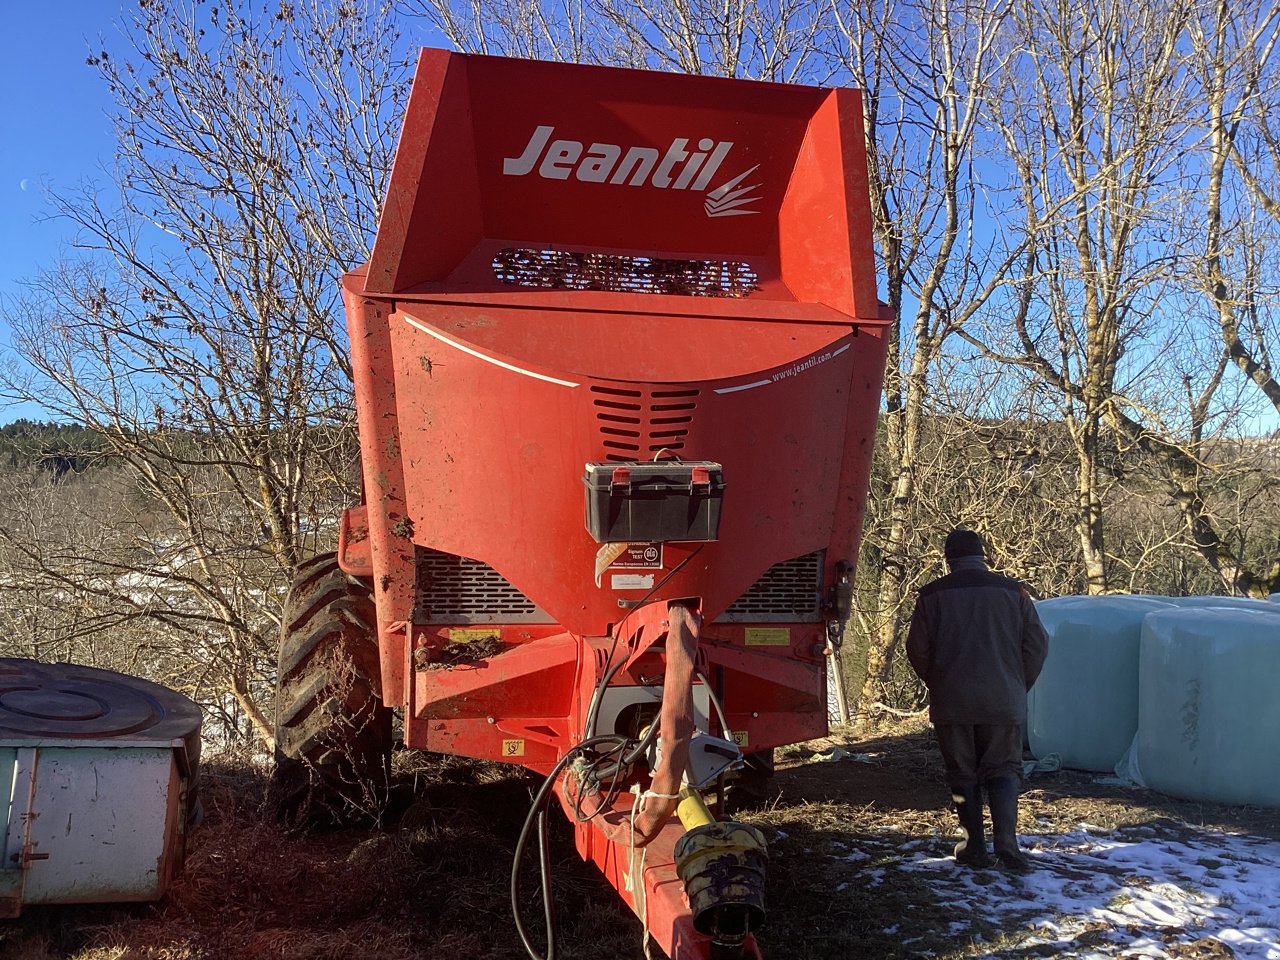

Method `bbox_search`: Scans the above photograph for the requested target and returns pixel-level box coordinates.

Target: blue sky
[0,2,123,298]
[0,2,129,421]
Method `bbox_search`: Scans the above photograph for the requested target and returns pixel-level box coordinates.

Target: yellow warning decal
[449,628,498,644]
[731,730,750,748]
[502,739,526,758]
[745,627,791,646]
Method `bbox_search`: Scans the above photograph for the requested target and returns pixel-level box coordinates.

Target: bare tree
[971,0,1196,594]
[0,0,409,743]
[0,464,255,739]
[1143,0,1280,596]
[1015,0,1280,600]
[1196,0,1280,412]
[404,0,830,79]
[827,0,1050,714]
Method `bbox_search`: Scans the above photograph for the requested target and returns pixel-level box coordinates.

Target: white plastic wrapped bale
[1028,595,1172,772]
[1161,595,1277,611]
[1138,607,1280,807]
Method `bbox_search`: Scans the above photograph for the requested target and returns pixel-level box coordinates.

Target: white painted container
[1028,596,1172,772]
[0,659,201,916]
[1137,608,1280,807]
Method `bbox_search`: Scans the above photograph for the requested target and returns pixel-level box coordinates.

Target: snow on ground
[859,822,1280,958]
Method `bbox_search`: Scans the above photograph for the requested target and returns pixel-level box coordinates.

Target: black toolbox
[583,461,724,543]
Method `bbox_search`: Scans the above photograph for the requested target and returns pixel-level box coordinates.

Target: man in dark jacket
[906,528,1049,871]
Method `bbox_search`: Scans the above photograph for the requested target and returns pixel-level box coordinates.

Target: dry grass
[3,722,1276,960]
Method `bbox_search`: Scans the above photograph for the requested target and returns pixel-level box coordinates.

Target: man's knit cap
[944,528,985,561]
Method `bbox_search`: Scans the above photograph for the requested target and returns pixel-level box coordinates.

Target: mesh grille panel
[416,548,553,624]
[494,248,758,297]
[717,551,825,623]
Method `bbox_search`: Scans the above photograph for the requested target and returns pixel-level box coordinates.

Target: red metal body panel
[342,48,886,959]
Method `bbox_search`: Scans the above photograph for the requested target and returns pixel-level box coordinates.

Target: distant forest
[0,420,107,475]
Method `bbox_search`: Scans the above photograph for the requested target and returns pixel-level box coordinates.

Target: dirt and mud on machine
[273,49,887,960]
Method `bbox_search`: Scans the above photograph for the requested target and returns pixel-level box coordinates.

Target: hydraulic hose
[512,735,626,960]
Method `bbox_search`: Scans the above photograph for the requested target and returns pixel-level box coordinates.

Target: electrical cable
[583,651,627,745]
[622,712,660,765]
[537,808,556,960]
[569,737,631,822]
[511,734,626,960]
[584,544,706,741]
[696,668,735,743]
[513,543,707,959]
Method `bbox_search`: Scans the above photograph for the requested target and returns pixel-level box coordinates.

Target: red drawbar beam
[566,793,761,960]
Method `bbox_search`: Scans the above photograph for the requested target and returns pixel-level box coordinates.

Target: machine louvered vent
[415,548,554,624]
[493,248,758,297]
[592,386,699,463]
[716,551,825,623]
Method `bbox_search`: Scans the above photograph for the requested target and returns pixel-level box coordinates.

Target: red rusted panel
[383,324,876,636]
[409,630,578,771]
[351,46,885,663]
[342,284,413,709]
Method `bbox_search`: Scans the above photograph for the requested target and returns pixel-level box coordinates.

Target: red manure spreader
[274,49,887,960]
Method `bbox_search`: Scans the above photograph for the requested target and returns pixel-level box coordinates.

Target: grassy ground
[3,723,1277,960]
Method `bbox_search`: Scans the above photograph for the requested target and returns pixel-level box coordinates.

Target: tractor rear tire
[271,553,392,827]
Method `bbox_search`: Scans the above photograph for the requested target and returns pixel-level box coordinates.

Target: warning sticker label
[611,573,655,590]
[449,628,499,644]
[610,543,663,569]
[745,627,791,646]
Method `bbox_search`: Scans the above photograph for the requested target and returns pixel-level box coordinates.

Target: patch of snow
[865,825,1280,958]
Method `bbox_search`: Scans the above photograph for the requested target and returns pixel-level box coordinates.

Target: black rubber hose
[512,735,626,960]
[622,712,660,766]
[584,652,628,742]
[537,808,556,960]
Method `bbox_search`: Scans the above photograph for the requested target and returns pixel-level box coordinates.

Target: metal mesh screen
[716,551,825,623]
[414,549,824,625]
[415,548,553,624]
[493,248,758,297]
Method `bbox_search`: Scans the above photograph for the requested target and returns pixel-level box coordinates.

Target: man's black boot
[952,785,991,867]
[987,775,1031,872]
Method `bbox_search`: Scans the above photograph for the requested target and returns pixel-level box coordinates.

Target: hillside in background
[0,421,109,475]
